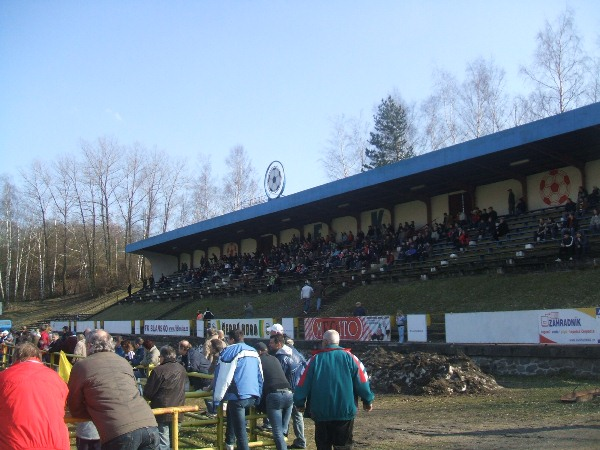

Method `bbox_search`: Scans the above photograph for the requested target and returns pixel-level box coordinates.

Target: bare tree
[459,57,508,138]
[192,154,219,222]
[82,136,122,286]
[20,161,54,299]
[0,176,18,304]
[221,145,260,213]
[520,8,589,118]
[159,156,187,233]
[114,142,147,282]
[322,114,369,180]
[421,69,463,151]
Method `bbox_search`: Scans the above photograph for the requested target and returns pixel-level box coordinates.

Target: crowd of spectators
[132,189,600,297]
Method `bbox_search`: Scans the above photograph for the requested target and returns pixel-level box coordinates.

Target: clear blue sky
[1,1,598,195]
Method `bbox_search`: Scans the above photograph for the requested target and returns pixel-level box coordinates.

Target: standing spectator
[213,328,263,450]
[314,280,325,313]
[67,329,159,449]
[507,189,515,215]
[353,302,367,316]
[38,323,52,351]
[255,342,293,450]
[293,330,374,450]
[269,332,308,449]
[0,343,70,450]
[244,302,254,318]
[127,283,132,298]
[300,281,314,315]
[556,232,575,262]
[144,345,188,450]
[178,339,211,390]
[396,310,407,343]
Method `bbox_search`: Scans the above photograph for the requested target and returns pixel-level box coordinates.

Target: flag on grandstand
[58,350,72,382]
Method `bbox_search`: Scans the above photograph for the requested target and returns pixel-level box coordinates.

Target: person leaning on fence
[67,329,159,450]
[0,342,70,450]
[144,345,188,450]
[178,339,211,390]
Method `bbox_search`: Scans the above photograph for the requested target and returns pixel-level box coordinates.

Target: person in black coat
[178,340,211,389]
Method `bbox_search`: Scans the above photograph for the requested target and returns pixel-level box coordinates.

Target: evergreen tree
[363,95,414,170]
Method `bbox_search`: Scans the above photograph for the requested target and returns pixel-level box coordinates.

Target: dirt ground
[296,348,600,450]
[347,396,600,450]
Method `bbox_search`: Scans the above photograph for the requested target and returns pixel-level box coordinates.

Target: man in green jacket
[293,329,374,450]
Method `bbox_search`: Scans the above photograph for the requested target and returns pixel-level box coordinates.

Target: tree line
[1,9,598,304]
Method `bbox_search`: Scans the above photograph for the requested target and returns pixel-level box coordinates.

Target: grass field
[87,269,600,323]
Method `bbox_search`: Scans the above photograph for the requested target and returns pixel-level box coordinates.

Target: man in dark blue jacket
[178,339,211,389]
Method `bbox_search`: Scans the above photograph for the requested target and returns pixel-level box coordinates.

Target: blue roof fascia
[126,103,600,253]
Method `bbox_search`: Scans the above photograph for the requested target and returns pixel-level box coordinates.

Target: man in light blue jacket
[213,328,263,450]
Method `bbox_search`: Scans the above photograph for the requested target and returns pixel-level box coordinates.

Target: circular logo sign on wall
[539,169,571,206]
[264,161,286,199]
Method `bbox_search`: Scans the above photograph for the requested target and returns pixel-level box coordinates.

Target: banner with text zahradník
[303,316,391,341]
[538,308,599,344]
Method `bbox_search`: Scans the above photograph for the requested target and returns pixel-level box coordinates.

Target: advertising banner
[538,308,599,344]
[407,314,428,342]
[0,319,11,331]
[303,316,391,341]
[143,320,191,336]
[207,319,274,339]
[76,321,95,333]
[104,321,133,335]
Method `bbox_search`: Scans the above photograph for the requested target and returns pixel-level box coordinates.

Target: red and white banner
[303,316,391,341]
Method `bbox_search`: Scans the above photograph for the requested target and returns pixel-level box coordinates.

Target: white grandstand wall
[394,200,427,229]
[142,251,178,280]
[241,238,258,255]
[303,222,329,241]
[279,228,300,244]
[192,249,205,267]
[331,216,357,241]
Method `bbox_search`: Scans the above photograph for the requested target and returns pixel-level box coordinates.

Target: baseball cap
[267,323,284,334]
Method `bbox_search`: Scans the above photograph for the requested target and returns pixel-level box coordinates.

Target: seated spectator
[589,209,600,234]
[574,231,589,259]
[496,217,509,239]
[121,340,135,363]
[534,218,547,242]
[588,186,599,209]
[516,197,527,215]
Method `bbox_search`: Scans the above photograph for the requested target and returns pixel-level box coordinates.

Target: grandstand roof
[126,102,600,257]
